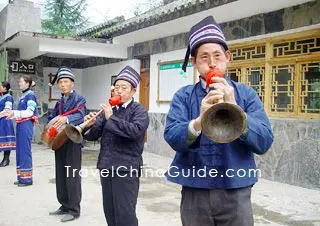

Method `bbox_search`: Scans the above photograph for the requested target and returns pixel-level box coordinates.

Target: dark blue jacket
[48,91,86,126]
[164,80,273,189]
[84,101,149,170]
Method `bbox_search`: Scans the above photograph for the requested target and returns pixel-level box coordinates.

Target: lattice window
[300,62,320,114]
[226,30,320,118]
[231,45,265,61]
[271,65,295,112]
[227,68,241,82]
[273,37,320,57]
[244,67,265,103]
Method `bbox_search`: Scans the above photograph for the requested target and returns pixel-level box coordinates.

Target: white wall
[150,48,192,113]
[82,60,140,110]
[43,67,83,109]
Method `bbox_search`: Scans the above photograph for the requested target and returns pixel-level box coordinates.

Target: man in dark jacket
[164,16,274,226]
[83,65,149,226]
[47,67,86,222]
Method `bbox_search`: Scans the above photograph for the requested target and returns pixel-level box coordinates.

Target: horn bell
[64,125,83,144]
[201,103,246,143]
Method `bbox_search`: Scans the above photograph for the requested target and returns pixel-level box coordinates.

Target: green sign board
[160,61,192,70]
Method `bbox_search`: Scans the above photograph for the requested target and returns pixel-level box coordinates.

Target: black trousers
[100,170,140,226]
[181,186,253,226]
[55,139,82,217]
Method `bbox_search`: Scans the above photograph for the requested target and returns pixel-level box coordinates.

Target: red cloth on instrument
[48,127,59,141]
[205,67,224,88]
[109,95,121,106]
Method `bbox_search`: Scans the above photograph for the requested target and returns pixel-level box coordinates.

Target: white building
[0,0,319,189]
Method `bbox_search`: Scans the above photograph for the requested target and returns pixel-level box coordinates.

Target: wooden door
[139,70,150,111]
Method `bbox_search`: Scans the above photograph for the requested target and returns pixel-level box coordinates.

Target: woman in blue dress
[0,75,38,187]
[0,81,16,167]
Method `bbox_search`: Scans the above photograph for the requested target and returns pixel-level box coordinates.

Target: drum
[41,116,68,151]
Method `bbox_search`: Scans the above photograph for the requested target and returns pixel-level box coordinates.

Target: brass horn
[201,67,247,143]
[201,102,246,143]
[64,95,122,144]
[64,108,104,144]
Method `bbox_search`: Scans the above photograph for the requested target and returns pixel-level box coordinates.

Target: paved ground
[0,143,319,226]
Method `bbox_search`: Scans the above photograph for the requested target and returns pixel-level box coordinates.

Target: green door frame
[0,49,8,82]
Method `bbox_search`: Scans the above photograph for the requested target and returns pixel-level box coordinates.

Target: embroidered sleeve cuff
[4,101,12,110]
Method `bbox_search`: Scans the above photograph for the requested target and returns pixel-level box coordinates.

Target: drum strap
[59,104,85,117]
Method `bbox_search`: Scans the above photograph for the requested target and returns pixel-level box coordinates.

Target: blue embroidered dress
[15,89,38,184]
[0,92,16,151]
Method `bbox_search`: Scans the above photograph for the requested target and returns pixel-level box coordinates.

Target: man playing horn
[164,16,274,226]
[47,67,86,223]
[83,66,149,226]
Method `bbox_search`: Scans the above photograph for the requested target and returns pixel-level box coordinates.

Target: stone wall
[146,113,320,190]
[129,0,320,58]
[255,118,320,190]
[222,0,319,40]
[42,56,124,69]
[147,113,175,158]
